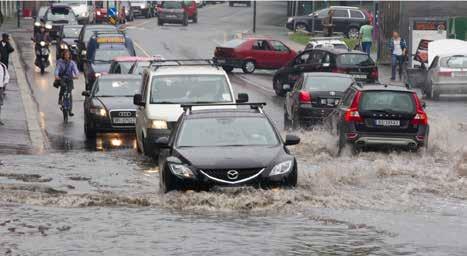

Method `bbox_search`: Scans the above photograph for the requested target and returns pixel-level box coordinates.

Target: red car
[95,7,107,23]
[214,37,297,73]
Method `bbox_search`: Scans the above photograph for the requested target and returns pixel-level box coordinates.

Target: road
[2,2,467,255]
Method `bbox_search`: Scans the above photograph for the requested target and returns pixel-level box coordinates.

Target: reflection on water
[48,133,137,152]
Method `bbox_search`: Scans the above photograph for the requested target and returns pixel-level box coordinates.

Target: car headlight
[94,72,101,78]
[90,107,107,116]
[34,21,41,27]
[169,163,194,178]
[150,120,168,129]
[269,160,293,176]
[39,41,46,47]
[60,44,68,50]
[45,23,52,30]
[287,17,294,23]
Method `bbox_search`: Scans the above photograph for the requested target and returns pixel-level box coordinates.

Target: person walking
[0,61,10,125]
[0,33,14,68]
[359,20,373,55]
[389,31,407,81]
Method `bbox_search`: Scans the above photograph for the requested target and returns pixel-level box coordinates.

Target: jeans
[391,55,404,80]
[361,42,372,55]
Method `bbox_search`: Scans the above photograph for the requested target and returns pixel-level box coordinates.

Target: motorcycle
[34,41,50,74]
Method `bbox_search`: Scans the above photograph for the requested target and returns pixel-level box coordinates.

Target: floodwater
[1,102,467,255]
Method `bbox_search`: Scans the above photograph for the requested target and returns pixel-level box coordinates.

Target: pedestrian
[322,9,335,37]
[0,61,10,125]
[0,33,14,68]
[388,31,407,81]
[359,20,373,55]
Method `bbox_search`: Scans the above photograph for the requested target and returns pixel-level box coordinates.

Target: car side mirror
[82,91,90,97]
[236,93,249,103]
[155,137,169,148]
[133,94,145,106]
[284,134,300,146]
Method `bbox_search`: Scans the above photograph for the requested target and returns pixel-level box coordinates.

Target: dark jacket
[388,37,407,55]
[0,40,14,66]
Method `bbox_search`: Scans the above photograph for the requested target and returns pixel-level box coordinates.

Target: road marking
[133,40,151,57]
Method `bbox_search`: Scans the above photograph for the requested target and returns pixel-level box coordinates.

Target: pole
[253,1,256,33]
[311,0,315,33]
[16,1,20,28]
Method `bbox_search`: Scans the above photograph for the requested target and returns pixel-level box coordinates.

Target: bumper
[77,16,90,24]
[159,15,184,23]
[298,105,334,123]
[132,8,148,15]
[95,15,106,22]
[87,115,136,133]
[346,131,428,149]
[146,128,172,143]
[433,82,467,94]
[215,58,244,68]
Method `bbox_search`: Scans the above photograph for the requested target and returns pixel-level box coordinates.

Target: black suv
[286,6,369,38]
[326,84,429,154]
[156,103,301,192]
[284,72,355,129]
[273,48,378,96]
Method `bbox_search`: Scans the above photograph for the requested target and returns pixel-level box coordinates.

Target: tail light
[411,93,428,126]
[332,67,348,74]
[299,91,311,104]
[437,71,452,77]
[344,91,363,123]
[370,67,378,80]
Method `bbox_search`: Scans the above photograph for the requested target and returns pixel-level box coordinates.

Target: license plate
[320,98,338,106]
[113,117,136,124]
[166,15,177,18]
[375,119,400,126]
[351,74,367,79]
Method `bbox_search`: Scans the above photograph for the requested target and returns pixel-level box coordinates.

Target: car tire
[295,22,309,32]
[431,87,440,101]
[274,79,286,96]
[84,121,96,139]
[158,19,164,26]
[193,14,198,23]
[347,27,360,39]
[222,66,233,73]
[183,16,188,26]
[161,166,181,193]
[242,60,256,73]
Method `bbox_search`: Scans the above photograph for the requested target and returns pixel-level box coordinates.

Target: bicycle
[59,78,73,124]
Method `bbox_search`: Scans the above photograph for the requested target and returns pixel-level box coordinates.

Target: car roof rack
[181,102,266,114]
[93,30,125,36]
[149,59,220,70]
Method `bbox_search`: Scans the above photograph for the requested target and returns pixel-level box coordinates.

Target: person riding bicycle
[54,50,79,116]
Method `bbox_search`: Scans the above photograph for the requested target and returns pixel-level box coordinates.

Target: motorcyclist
[32,24,50,48]
[54,50,79,116]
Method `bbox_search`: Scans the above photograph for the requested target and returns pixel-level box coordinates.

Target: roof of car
[51,3,72,8]
[151,66,226,76]
[304,48,365,55]
[84,24,116,30]
[303,72,353,78]
[329,6,359,9]
[63,24,83,28]
[99,74,141,80]
[112,56,160,62]
[357,84,414,92]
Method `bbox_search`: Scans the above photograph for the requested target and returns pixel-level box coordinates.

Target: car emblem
[226,170,239,180]
[118,112,132,117]
[329,91,336,96]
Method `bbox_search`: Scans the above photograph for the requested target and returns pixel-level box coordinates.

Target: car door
[250,40,276,68]
[286,75,304,120]
[332,9,350,33]
[268,40,295,68]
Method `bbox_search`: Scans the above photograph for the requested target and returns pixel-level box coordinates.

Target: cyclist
[54,50,79,116]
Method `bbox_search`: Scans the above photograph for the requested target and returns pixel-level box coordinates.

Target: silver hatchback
[426,54,467,100]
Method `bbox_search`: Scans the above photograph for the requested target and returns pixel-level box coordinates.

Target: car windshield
[337,54,374,66]
[304,76,353,92]
[94,48,130,61]
[63,27,81,38]
[116,61,135,74]
[440,56,467,68]
[359,91,415,114]
[162,1,182,9]
[150,75,233,104]
[94,78,141,97]
[84,27,117,43]
[47,7,75,21]
[177,117,279,147]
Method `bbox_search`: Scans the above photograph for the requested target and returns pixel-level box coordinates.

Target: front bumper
[214,58,244,68]
[433,82,467,94]
[87,114,135,133]
[146,128,172,143]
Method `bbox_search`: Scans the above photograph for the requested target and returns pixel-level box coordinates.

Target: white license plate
[375,119,400,126]
[352,74,367,79]
[113,117,136,124]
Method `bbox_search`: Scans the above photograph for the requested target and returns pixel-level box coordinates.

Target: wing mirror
[236,93,249,103]
[284,134,300,146]
[155,137,169,148]
[133,94,145,106]
[81,91,90,97]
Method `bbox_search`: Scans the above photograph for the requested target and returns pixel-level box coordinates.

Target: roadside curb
[10,37,46,153]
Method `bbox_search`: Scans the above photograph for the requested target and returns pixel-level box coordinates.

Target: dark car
[83,32,136,90]
[286,6,369,39]
[43,4,78,41]
[76,24,118,71]
[157,1,197,26]
[214,37,297,74]
[82,74,142,138]
[284,72,355,129]
[157,103,301,192]
[56,24,83,61]
[327,84,429,154]
[273,48,378,96]
[229,1,251,7]
[33,6,49,35]
[130,1,155,18]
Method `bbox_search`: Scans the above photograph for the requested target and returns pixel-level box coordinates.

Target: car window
[84,27,117,44]
[333,9,349,18]
[317,8,329,18]
[117,62,134,74]
[350,10,364,19]
[440,56,467,69]
[429,56,439,70]
[94,78,141,97]
[337,54,374,66]
[150,75,233,104]
[269,40,289,52]
[221,39,246,48]
[162,1,183,9]
[310,51,325,64]
[132,61,151,74]
[304,76,353,92]
[295,52,311,65]
[252,40,271,51]
[359,91,415,114]
[47,7,76,21]
[177,117,279,147]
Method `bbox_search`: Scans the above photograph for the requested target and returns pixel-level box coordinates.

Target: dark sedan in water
[82,74,142,138]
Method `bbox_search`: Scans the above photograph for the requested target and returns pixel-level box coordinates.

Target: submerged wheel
[161,166,181,193]
[283,168,297,187]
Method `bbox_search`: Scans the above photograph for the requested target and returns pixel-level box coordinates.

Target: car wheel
[347,27,360,39]
[158,19,164,26]
[193,14,198,23]
[161,166,181,193]
[222,66,233,73]
[183,17,188,26]
[274,79,286,96]
[295,22,309,32]
[431,87,440,101]
[84,121,96,139]
[242,60,256,73]
[283,167,297,187]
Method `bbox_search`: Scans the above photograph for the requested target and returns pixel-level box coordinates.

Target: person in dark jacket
[0,33,14,68]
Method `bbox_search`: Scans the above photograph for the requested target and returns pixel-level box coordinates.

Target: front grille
[201,168,264,184]
[109,110,136,127]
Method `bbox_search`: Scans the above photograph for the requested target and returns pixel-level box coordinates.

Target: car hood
[174,145,283,170]
[91,63,111,73]
[428,39,467,67]
[95,96,136,110]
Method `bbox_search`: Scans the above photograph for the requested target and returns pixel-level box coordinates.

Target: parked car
[305,36,348,51]
[327,83,429,154]
[108,56,161,74]
[214,37,297,73]
[130,1,155,18]
[157,103,300,192]
[120,1,135,22]
[43,4,78,40]
[229,1,251,7]
[68,1,95,24]
[273,48,378,96]
[133,59,248,158]
[284,72,355,129]
[76,24,118,71]
[286,6,369,39]
[157,1,197,26]
[33,6,49,35]
[56,24,83,61]
[424,54,467,100]
[82,74,142,138]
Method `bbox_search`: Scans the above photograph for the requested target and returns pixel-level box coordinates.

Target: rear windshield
[337,54,374,66]
[94,47,130,61]
[94,78,141,97]
[221,39,246,48]
[84,27,116,43]
[440,56,467,68]
[304,76,353,92]
[47,7,75,21]
[162,1,182,9]
[359,91,415,114]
